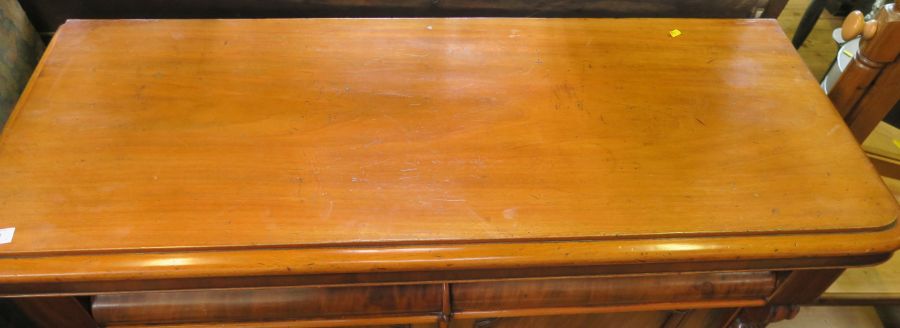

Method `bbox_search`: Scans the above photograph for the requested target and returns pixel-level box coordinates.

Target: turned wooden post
[828,4,900,142]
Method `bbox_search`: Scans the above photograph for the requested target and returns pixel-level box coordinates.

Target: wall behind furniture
[18,0,788,38]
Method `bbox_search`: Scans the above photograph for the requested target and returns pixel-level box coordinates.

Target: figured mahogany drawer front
[452,271,776,311]
[92,284,442,325]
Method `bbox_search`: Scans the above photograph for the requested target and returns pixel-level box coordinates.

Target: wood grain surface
[93,284,443,325]
[103,316,439,328]
[448,311,671,328]
[451,272,774,311]
[0,19,898,293]
[0,18,895,256]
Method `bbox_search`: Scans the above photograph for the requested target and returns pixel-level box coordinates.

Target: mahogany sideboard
[0,18,898,328]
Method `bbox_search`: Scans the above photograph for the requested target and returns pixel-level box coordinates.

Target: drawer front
[449,308,737,328]
[93,284,443,326]
[93,271,774,326]
[452,271,775,312]
[450,312,671,328]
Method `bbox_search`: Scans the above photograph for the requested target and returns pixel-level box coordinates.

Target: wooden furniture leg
[731,270,844,327]
[792,0,828,48]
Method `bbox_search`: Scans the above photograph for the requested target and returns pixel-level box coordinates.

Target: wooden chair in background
[829,3,900,178]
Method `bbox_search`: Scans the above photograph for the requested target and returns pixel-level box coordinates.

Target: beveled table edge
[0,222,898,296]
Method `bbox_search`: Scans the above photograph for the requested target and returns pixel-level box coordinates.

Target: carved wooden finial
[841,10,877,41]
[842,11,865,41]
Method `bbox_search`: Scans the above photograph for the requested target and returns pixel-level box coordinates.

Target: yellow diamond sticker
[669,29,682,38]
[892,139,900,149]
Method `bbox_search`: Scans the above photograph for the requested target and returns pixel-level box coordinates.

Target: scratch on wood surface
[462,203,491,224]
[323,200,334,219]
[503,208,518,219]
[378,91,415,98]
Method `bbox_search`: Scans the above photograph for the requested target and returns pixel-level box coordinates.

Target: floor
[776,0,844,80]
[772,307,885,327]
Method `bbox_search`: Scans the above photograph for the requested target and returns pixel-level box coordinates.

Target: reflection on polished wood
[1,18,897,257]
[0,18,897,327]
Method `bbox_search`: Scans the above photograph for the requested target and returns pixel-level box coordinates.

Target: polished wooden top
[0,19,897,287]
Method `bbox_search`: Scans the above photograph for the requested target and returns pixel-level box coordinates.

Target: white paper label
[0,227,14,244]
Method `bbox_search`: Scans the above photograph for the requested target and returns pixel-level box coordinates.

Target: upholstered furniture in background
[0,0,43,129]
